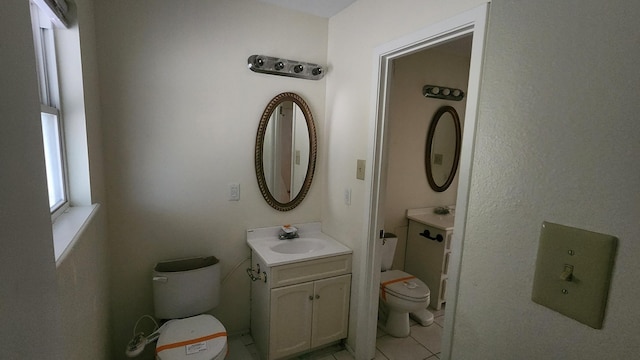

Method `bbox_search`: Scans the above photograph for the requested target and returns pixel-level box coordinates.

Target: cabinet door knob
[315,294,320,299]
[309,296,314,300]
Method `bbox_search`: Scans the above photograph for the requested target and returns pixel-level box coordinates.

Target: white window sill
[53,203,100,266]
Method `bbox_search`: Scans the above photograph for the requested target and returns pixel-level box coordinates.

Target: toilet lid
[380,270,430,301]
[156,314,227,360]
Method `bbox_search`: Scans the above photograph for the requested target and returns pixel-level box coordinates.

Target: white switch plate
[228,183,240,201]
[532,221,617,328]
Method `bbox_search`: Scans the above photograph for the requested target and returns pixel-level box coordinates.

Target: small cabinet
[251,254,352,360]
[405,220,452,310]
[270,275,351,359]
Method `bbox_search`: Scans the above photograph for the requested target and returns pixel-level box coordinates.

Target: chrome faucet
[278,225,299,240]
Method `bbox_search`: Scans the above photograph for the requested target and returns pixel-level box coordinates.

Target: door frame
[357,4,489,359]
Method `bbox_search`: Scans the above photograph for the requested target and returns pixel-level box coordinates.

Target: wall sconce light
[422,85,465,101]
[247,55,325,80]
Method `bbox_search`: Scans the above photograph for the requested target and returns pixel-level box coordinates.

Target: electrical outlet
[344,188,351,205]
[229,183,240,201]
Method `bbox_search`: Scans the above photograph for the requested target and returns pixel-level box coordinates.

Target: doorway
[357,5,489,360]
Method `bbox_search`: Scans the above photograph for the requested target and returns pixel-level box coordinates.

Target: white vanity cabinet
[251,253,352,360]
[405,219,453,310]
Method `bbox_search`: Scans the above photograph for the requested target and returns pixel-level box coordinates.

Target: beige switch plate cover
[532,222,617,329]
[356,159,366,180]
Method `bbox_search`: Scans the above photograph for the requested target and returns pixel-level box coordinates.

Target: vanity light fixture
[248,55,325,80]
[422,85,465,101]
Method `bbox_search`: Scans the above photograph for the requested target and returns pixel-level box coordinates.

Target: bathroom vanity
[247,223,352,360]
[405,208,454,310]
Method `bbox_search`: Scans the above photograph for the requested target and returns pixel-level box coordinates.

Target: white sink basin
[270,238,326,254]
[247,222,352,266]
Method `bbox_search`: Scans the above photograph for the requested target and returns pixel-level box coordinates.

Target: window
[29,0,99,262]
[30,1,69,217]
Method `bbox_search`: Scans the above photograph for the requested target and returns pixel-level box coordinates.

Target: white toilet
[379,234,434,337]
[152,256,228,360]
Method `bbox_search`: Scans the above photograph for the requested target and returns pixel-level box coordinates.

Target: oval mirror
[425,106,462,192]
[255,92,317,211]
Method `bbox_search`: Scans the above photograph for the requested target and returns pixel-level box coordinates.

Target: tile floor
[227,306,445,360]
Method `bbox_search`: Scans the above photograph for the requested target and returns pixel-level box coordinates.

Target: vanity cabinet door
[311,274,351,348]
[270,282,314,359]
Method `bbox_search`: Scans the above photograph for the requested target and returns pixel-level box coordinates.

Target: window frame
[30,1,70,220]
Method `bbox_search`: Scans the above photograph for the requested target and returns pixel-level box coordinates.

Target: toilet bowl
[379,234,433,337]
[156,315,227,360]
[379,270,433,337]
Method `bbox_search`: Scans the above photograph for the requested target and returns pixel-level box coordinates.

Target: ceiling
[256,0,357,18]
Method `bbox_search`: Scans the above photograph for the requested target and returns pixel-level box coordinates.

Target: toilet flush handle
[153,276,168,283]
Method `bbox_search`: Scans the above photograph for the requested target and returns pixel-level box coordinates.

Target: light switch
[356,159,365,180]
[531,221,617,328]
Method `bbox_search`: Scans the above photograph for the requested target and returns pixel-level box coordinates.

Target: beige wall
[324,0,485,353]
[93,0,328,357]
[56,210,111,359]
[384,41,471,271]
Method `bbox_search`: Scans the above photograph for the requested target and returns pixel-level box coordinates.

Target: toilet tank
[380,233,398,271]
[153,256,220,319]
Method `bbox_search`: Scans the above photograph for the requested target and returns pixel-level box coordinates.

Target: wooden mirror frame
[425,105,462,192]
[255,92,317,211]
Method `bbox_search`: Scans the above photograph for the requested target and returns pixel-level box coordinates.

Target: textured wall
[451,0,640,358]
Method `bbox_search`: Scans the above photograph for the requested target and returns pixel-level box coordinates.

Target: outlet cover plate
[532,221,617,328]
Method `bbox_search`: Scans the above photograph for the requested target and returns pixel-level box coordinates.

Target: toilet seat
[380,270,429,302]
[156,314,227,360]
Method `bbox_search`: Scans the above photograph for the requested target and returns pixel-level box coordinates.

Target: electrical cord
[126,314,160,357]
[133,314,159,337]
[222,256,251,285]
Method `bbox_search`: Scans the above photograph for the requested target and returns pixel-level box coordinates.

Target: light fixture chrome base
[422,85,465,101]
[248,55,325,80]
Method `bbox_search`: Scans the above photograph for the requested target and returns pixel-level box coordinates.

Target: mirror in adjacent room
[255,92,317,211]
[425,105,461,192]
